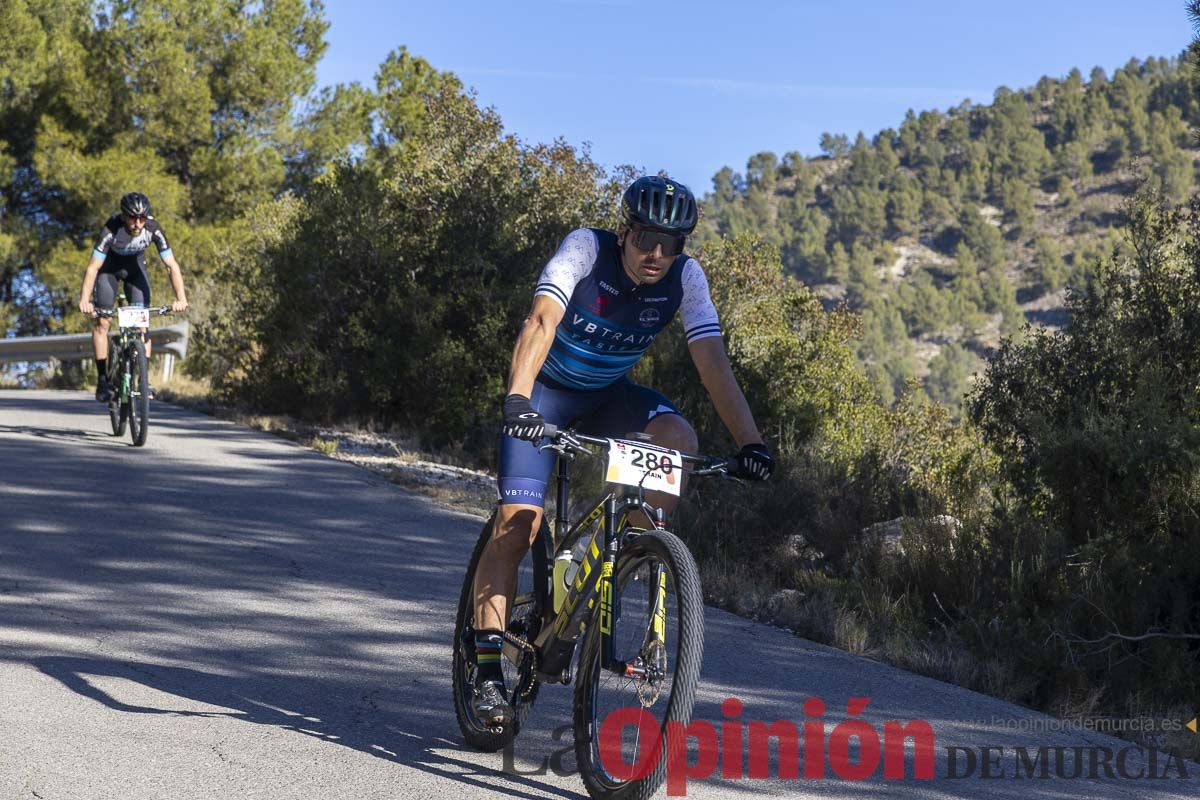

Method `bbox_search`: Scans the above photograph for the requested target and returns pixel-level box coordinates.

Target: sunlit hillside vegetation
[699,56,1197,410]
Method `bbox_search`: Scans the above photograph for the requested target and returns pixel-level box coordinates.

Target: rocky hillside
[698,55,1197,410]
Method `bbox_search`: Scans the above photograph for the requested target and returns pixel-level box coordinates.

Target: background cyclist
[77,192,189,401]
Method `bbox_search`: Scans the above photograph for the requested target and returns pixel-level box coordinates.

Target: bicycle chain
[500,630,540,699]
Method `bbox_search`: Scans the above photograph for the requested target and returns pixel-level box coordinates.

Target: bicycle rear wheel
[128,339,149,446]
[573,529,704,800]
[451,514,543,751]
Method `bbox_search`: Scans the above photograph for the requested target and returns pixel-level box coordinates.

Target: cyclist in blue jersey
[77,192,189,401]
[470,175,774,725]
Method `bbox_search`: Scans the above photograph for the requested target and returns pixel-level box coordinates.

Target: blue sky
[315,1,1192,195]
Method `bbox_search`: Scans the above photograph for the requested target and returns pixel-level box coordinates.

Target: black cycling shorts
[94,266,150,309]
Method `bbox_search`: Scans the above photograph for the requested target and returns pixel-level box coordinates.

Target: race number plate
[605,439,682,497]
[117,306,150,328]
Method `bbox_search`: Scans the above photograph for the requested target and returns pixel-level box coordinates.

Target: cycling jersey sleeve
[147,219,172,261]
[534,228,598,309]
[91,217,121,261]
[680,258,722,343]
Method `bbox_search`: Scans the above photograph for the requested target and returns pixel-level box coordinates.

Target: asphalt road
[0,390,1195,799]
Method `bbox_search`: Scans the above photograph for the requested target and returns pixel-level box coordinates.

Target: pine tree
[959,203,1005,268]
[1032,234,1068,290]
[819,132,850,159]
[887,173,922,236]
[1000,177,1036,233]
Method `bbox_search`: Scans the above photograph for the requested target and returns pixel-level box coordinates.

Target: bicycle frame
[532,448,670,683]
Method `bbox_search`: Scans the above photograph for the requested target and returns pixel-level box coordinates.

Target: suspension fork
[641,502,669,645]
[649,563,667,644]
[601,493,646,676]
[120,340,132,401]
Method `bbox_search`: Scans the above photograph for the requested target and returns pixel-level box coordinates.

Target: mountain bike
[452,424,734,800]
[95,304,172,447]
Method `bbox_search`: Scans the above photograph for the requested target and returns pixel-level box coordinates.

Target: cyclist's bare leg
[633,413,698,527]
[474,502,543,632]
[93,316,110,362]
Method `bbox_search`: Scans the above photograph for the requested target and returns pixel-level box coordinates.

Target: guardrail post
[162,354,175,382]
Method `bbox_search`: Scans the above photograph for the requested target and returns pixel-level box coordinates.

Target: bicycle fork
[121,357,131,401]
[599,494,638,678]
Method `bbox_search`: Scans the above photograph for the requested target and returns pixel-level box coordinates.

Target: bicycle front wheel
[108,356,128,436]
[573,528,704,800]
[128,339,150,446]
[109,390,127,436]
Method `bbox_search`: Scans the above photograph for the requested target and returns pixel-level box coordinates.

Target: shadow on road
[0,391,588,798]
[0,423,113,444]
[33,656,583,800]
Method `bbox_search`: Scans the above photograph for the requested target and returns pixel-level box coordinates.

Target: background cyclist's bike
[452,424,734,800]
[95,304,173,447]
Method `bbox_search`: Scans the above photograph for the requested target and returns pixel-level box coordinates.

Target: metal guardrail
[0,321,190,379]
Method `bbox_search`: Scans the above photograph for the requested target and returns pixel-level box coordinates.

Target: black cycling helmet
[120,191,151,217]
[621,176,697,235]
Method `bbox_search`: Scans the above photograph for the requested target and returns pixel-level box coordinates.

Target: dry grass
[310,436,339,456]
[154,369,212,406]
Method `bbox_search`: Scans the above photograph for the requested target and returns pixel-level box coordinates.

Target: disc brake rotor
[635,639,667,707]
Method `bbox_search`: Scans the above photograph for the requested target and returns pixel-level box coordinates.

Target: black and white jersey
[92,215,173,272]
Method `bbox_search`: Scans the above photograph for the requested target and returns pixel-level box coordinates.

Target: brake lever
[538,441,575,458]
[687,457,738,479]
[537,430,589,459]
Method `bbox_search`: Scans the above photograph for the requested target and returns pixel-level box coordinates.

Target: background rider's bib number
[117,307,150,328]
[605,439,682,497]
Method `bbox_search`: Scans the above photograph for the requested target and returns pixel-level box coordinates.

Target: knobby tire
[128,338,150,446]
[572,528,704,800]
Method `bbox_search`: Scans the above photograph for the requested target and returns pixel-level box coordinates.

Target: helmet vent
[621,176,697,235]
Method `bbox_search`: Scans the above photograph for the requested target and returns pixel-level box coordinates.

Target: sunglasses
[122,214,147,223]
[628,227,686,257]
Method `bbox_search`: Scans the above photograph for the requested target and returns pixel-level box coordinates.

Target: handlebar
[93,306,174,318]
[540,423,735,475]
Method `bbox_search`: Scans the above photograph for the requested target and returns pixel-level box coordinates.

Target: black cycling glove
[734,442,774,481]
[502,394,546,441]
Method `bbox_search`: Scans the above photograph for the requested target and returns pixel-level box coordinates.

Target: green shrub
[242,84,619,452]
[970,191,1200,708]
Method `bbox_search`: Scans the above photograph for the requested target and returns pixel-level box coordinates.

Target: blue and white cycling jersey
[534,228,722,390]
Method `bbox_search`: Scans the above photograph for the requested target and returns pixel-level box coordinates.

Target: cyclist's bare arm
[161,252,189,312]
[507,294,565,397]
[78,253,106,314]
[687,335,764,448]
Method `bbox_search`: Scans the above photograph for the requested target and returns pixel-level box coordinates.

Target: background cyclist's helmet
[621,176,697,235]
[120,192,151,218]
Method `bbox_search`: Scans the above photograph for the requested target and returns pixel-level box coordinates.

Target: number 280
[630,450,674,474]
